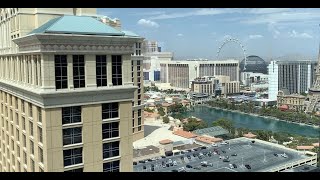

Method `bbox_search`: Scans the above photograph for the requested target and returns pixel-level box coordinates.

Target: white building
[241,72,268,86]
[268,60,317,100]
[160,60,240,89]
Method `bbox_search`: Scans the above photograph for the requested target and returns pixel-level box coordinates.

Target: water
[179,106,320,137]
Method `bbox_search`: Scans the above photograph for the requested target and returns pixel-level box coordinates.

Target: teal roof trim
[122,30,140,37]
[28,15,125,36]
[28,17,62,35]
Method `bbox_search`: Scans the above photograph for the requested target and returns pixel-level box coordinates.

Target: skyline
[97,8,320,60]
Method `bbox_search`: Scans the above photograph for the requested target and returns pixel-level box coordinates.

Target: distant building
[241,72,268,86]
[143,40,173,82]
[240,55,268,74]
[160,60,240,89]
[268,60,317,100]
[191,76,239,96]
[277,90,306,111]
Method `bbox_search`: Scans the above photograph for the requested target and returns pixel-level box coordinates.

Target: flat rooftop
[133,137,317,172]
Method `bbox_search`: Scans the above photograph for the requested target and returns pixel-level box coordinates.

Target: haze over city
[98,8,320,60]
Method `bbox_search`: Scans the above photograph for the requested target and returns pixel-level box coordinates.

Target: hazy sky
[97,8,320,60]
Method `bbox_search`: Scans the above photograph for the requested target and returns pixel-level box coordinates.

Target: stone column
[67,55,74,89]
[85,54,97,88]
[107,55,112,86]
[32,55,36,86]
[37,56,41,87]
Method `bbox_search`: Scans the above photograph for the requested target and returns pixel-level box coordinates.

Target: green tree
[144,107,154,113]
[163,116,170,124]
[158,107,165,116]
[183,118,208,131]
[212,118,234,134]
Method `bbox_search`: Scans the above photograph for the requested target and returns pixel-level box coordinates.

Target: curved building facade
[240,55,268,74]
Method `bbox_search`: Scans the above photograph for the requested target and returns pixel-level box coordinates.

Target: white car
[281,153,288,158]
[220,141,228,145]
[211,143,218,147]
[173,161,177,166]
[229,164,234,169]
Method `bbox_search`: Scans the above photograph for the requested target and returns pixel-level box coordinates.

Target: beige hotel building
[0,8,145,172]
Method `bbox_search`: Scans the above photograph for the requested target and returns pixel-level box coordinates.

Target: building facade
[0,8,144,172]
[160,60,239,89]
[268,60,317,100]
[277,91,306,111]
[191,76,239,96]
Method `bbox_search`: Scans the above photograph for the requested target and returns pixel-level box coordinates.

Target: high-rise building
[268,60,317,100]
[160,60,240,89]
[0,8,144,172]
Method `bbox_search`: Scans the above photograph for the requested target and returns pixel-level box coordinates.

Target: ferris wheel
[216,37,247,71]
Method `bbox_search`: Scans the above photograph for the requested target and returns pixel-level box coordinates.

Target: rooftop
[195,136,223,144]
[173,130,198,139]
[193,126,229,137]
[133,137,317,172]
[28,15,140,37]
[159,139,173,145]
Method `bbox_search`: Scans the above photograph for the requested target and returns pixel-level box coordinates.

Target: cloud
[268,23,281,38]
[288,30,313,38]
[249,34,264,39]
[137,19,159,28]
[241,10,320,24]
[147,8,292,20]
[177,33,184,37]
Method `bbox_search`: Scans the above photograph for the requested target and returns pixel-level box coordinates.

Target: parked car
[187,155,191,160]
[211,143,218,147]
[133,162,137,165]
[151,167,155,171]
[273,153,278,157]
[173,161,178,166]
[231,154,237,156]
[281,153,288,158]
[245,164,251,169]
[208,163,213,167]
[201,146,207,149]
[143,166,146,169]
[232,164,237,168]
[139,160,145,163]
[186,164,193,168]
[193,166,201,170]
[229,164,234,169]
[172,169,178,172]
[220,141,228,145]
[223,159,230,162]
[161,156,166,159]
[222,150,226,153]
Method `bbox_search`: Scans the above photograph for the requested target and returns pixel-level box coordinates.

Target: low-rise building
[277,90,306,111]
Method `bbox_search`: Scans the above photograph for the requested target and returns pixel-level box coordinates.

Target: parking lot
[133,138,308,172]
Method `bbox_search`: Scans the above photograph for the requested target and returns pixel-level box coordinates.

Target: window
[21,100,25,113]
[65,168,83,172]
[30,140,34,155]
[15,97,18,109]
[138,117,141,126]
[38,126,42,143]
[111,55,122,86]
[22,117,25,130]
[138,110,141,117]
[16,129,19,141]
[23,151,27,165]
[22,134,26,148]
[103,160,120,172]
[103,141,120,159]
[63,127,82,145]
[15,112,19,126]
[102,103,118,119]
[96,55,107,87]
[63,148,83,167]
[38,147,43,164]
[31,159,35,172]
[29,103,32,118]
[55,55,68,89]
[38,108,42,123]
[12,154,15,166]
[62,106,81,124]
[16,145,20,158]
[102,122,119,139]
[11,139,14,151]
[73,55,85,88]
[29,121,33,137]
